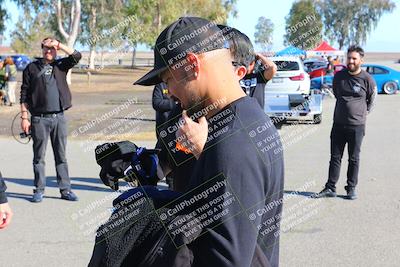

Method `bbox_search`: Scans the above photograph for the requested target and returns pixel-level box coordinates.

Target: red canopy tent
[307,41,344,57]
[313,41,337,51]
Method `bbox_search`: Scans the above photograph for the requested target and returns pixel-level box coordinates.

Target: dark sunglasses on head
[232,61,245,67]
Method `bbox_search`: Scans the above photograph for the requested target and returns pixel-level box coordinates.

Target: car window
[274,61,300,71]
[307,62,324,69]
[304,62,313,70]
[373,67,388,74]
[363,66,373,74]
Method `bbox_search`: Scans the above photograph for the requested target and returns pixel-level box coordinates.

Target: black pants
[31,113,71,193]
[326,124,365,191]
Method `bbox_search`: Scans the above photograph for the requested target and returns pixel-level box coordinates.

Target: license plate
[272,78,283,83]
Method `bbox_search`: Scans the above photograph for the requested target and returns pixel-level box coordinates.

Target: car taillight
[289,73,305,81]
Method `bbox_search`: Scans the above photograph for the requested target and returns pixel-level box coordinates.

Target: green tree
[284,0,322,50]
[317,0,396,49]
[124,0,237,49]
[80,0,126,70]
[254,16,274,51]
[0,0,7,36]
[11,0,81,83]
[10,9,53,55]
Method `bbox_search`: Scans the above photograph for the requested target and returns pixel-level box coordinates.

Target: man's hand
[247,53,277,81]
[21,118,31,134]
[176,111,208,159]
[256,53,277,81]
[20,105,30,134]
[0,202,13,229]
[42,39,75,55]
[42,38,60,50]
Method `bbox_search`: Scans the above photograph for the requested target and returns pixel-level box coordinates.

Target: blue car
[310,75,334,90]
[10,55,31,71]
[362,64,400,94]
[311,64,400,94]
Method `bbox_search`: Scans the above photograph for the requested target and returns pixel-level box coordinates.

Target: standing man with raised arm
[20,37,81,203]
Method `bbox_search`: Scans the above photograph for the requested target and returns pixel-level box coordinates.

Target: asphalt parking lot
[0,94,399,267]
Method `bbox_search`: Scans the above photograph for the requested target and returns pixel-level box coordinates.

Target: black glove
[95,141,161,190]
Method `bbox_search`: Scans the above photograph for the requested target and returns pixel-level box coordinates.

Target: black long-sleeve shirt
[332,69,377,125]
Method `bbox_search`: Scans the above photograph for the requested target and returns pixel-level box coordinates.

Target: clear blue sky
[2,0,400,52]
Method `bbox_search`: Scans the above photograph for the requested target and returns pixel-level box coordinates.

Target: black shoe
[32,191,44,203]
[312,188,337,198]
[345,186,357,200]
[61,191,78,201]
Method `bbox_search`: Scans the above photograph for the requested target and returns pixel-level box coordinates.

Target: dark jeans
[31,113,71,193]
[326,124,365,191]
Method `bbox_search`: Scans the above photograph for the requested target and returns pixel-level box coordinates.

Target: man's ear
[235,66,248,80]
[186,53,200,79]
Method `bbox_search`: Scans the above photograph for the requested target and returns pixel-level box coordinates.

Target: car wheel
[313,114,322,124]
[383,81,398,95]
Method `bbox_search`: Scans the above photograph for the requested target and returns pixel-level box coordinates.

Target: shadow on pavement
[284,190,316,197]
[5,191,60,201]
[284,190,352,200]
[5,176,172,203]
[336,194,351,199]
[3,176,113,193]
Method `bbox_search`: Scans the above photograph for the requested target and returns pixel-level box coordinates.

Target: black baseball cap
[134,17,229,86]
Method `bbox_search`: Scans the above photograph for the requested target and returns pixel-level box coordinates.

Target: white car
[265,56,311,95]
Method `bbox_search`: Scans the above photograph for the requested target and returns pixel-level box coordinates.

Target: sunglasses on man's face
[42,46,55,50]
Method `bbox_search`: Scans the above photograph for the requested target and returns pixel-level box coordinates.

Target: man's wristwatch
[21,111,29,120]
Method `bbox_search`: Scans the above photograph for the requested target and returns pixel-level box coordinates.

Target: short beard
[44,55,54,62]
[186,94,205,119]
[347,64,360,73]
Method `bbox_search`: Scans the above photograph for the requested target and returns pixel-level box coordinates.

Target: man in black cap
[155,26,263,193]
[314,45,376,200]
[135,17,284,267]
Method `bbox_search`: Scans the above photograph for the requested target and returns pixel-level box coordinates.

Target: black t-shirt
[332,69,376,125]
[164,96,284,267]
[241,72,269,109]
[43,64,62,112]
